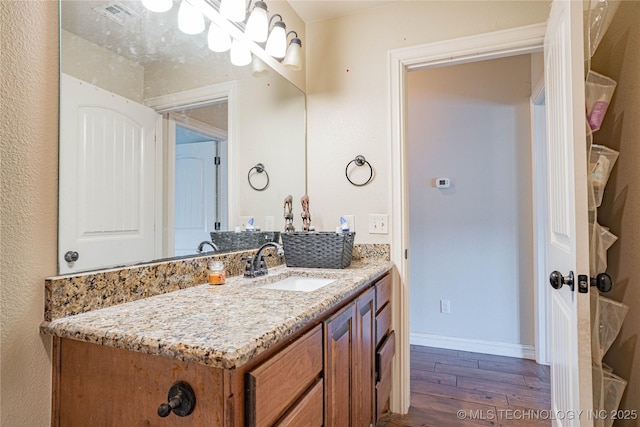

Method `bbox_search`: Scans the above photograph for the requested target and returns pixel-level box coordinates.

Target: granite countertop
[41,261,392,370]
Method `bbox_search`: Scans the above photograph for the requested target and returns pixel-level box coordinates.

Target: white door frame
[388,22,547,413]
[531,79,551,366]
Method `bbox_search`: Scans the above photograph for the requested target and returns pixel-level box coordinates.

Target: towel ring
[248,163,269,191]
[345,155,373,187]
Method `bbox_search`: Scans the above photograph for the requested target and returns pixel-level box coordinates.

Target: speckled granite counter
[41,260,392,370]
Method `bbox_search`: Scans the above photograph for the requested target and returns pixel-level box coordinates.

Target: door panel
[174,141,217,256]
[544,1,593,425]
[59,74,159,274]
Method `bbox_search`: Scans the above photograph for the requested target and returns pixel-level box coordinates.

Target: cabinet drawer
[376,364,392,422]
[246,325,323,427]
[275,379,323,427]
[375,303,391,346]
[375,274,392,313]
[376,330,395,383]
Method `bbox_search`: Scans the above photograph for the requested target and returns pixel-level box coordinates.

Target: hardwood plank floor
[379,345,551,427]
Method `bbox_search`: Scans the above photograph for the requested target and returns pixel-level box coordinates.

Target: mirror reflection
[59,0,306,274]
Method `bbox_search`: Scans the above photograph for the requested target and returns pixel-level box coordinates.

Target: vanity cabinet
[51,272,393,427]
[246,325,323,427]
[374,274,395,420]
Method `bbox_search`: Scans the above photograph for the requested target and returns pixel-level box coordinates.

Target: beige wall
[592,1,640,420]
[233,74,306,232]
[305,1,550,241]
[0,1,58,426]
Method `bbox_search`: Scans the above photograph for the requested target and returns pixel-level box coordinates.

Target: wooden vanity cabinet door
[245,325,323,427]
[355,288,375,427]
[324,301,357,427]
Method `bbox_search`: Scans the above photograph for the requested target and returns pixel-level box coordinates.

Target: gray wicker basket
[281,232,355,269]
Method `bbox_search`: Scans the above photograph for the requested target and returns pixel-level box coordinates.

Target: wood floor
[379,345,551,427]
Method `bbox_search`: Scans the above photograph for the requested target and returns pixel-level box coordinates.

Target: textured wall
[305,1,550,242]
[592,1,640,422]
[0,1,58,425]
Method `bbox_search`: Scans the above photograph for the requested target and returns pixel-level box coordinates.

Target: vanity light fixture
[244,1,269,42]
[265,14,287,59]
[220,0,246,22]
[251,55,269,76]
[230,38,252,66]
[207,21,232,52]
[283,31,302,71]
[178,0,205,34]
[141,0,172,13]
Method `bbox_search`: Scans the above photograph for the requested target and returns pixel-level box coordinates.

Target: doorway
[406,55,537,358]
[388,23,547,413]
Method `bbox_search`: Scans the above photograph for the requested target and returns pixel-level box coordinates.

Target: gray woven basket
[281,232,355,269]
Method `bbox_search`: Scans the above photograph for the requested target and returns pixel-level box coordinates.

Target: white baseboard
[410,332,536,360]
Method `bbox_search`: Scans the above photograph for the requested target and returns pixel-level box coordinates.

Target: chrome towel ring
[248,163,269,191]
[345,155,373,187]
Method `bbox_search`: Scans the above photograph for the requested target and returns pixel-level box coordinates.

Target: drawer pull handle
[157,381,196,418]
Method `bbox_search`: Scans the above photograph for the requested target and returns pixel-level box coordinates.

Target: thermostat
[435,178,450,189]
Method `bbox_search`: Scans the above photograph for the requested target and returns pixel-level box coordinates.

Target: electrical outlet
[368,214,389,234]
[440,299,451,314]
[264,216,275,231]
[343,215,355,232]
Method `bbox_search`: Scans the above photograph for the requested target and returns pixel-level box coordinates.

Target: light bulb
[141,0,173,13]
[207,22,231,52]
[265,21,286,59]
[244,1,268,42]
[283,39,302,71]
[178,0,204,35]
[220,0,246,22]
[252,56,269,76]
[230,39,251,66]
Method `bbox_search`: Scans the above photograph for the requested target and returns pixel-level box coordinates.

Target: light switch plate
[368,214,389,234]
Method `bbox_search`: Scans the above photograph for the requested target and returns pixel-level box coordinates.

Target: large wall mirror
[59,0,306,274]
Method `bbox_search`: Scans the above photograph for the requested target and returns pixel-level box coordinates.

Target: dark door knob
[157,381,196,418]
[550,271,574,291]
[591,273,613,293]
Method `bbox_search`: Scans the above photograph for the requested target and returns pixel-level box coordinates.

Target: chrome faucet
[244,242,284,278]
[197,241,219,254]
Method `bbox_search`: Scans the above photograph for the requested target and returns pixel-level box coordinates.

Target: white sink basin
[258,276,336,292]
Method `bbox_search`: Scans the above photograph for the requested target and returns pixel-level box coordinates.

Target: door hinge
[214,222,221,231]
[214,156,221,165]
[404,249,408,259]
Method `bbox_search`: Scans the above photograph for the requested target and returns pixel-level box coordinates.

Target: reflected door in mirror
[59,74,161,274]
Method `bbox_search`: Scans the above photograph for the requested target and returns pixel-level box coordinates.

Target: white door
[59,74,160,274]
[544,1,593,425]
[174,141,217,256]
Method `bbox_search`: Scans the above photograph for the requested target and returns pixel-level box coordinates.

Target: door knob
[578,273,613,293]
[157,381,196,418]
[590,273,613,293]
[64,251,79,262]
[549,270,574,291]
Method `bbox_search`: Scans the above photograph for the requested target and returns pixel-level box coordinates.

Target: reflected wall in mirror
[59,0,306,274]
